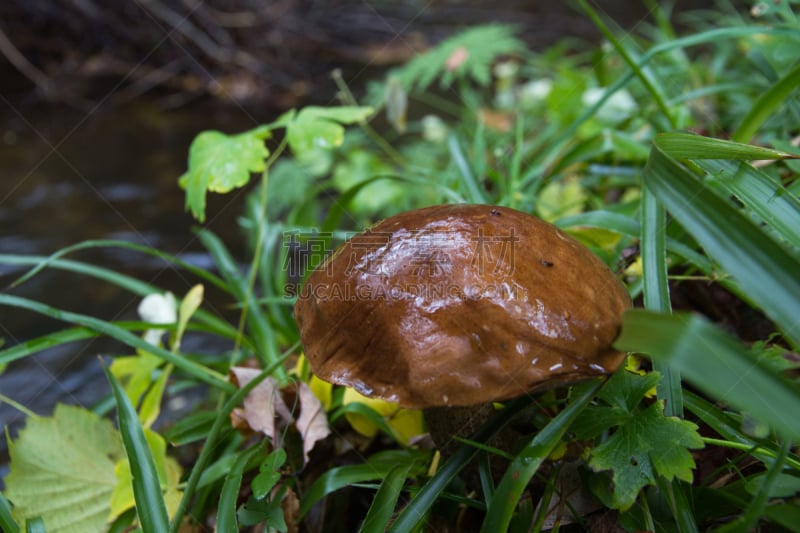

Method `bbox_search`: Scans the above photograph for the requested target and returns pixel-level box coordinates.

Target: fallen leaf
[231,367,330,464]
[296,381,331,464]
[230,368,292,446]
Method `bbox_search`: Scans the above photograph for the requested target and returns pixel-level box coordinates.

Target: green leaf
[4,404,123,532]
[615,310,800,443]
[174,284,203,351]
[733,62,800,143]
[655,132,799,161]
[178,129,270,222]
[597,370,662,413]
[285,106,373,156]
[360,465,411,533]
[0,492,18,533]
[394,24,524,91]
[588,402,703,510]
[252,448,287,500]
[104,366,171,533]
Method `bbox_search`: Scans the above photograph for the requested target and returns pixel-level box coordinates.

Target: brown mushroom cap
[294,204,631,408]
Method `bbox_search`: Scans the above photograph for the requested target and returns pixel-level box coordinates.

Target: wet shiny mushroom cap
[294,204,631,408]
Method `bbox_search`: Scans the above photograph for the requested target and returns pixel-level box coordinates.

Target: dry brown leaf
[295,381,331,464]
[230,367,330,464]
[229,367,293,446]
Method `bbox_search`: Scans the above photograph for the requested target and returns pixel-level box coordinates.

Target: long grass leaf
[641,187,684,416]
[0,294,232,391]
[448,134,488,204]
[103,365,170,533]
[697,159,800,247]
[733,62,800,143]
[615,310,800,442]
[6,239,228,292]
[479,381,602,533]
[655,132,798,160]
[643,144,800,345]
[360,464,412,533]
[0,491,19,533]
[0,254,243,342]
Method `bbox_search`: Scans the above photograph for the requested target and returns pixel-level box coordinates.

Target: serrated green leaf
[394,24,524,91]
[588,402,702,510]
[285,106,372,156]
[4,404,123,533]
[178,129,270,222]
[597,370,662,413]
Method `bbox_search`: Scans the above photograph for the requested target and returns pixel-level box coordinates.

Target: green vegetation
[2,1,800,531]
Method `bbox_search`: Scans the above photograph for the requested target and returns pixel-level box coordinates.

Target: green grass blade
[733,62,800,143]
[0,254,243,342]
[697,159,800,247]
[615,310,800,442]
[386,397,530,533]
[0,491,19,533]
[300,449,427,518]
[641,187,684,417]
[103,365,170,533]
[643,144,800,345]
[0,294,232,392]
[217,444,264,533]
[359,464,412,533]
[655,132,798,160]
[6,239,228,293]
[479,380,602,533]
[448,134,488,204]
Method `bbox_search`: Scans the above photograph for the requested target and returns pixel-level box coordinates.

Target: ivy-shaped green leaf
[179,128,271,222]
[284,106,373,156]
[573,371,703,510]
[588,402,702,510]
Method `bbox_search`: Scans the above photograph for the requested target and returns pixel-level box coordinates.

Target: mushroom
[294,204,630,455]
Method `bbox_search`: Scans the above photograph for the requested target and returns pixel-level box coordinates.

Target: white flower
[138,292,177,346]
[519,79,553,109]
[422,115,448,143]
[582,87,637,124]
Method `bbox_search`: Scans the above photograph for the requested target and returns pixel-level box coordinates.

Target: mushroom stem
[424,403,524,483]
